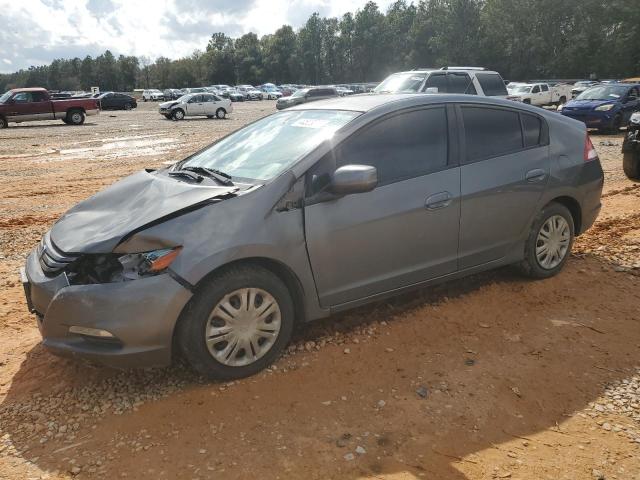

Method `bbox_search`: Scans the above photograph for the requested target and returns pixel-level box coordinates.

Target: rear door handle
[425,191,452,210]
[525,169,547,183]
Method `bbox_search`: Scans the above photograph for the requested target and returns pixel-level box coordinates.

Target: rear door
[458,105,550,269]
[304,105,461,307]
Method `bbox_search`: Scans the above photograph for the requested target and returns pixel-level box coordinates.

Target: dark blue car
[559,83,640,133]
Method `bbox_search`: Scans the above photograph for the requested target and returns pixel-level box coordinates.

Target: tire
[608,115,622,134]
[523,99,531,105]
[215,108,226,119]
[558,96,567,105]
[177,265,295,380]
[66,110,85,125]
[124,103,132,110]
[172,109,185,121]
[518,202,575,279]
[623,151,640,180]
[0,116,7,129]
[143,97,147,102]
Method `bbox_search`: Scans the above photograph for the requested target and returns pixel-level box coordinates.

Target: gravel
[587,368,640,443]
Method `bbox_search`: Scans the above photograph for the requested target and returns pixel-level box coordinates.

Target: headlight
[595,104,614,112]
[68,247,182,284]
[630,112,640,124]
[117,247,182,280]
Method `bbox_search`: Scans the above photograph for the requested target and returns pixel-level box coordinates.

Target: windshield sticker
[608,94,621,98]
[410,76,423,81]
[291,118,331,129]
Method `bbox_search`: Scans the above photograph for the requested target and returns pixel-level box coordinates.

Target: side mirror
[425,87,439,94]
[329,165,377,195]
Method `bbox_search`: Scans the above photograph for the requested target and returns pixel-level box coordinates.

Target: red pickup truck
[0,87,99,128]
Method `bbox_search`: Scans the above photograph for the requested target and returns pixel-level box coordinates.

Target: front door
[187,95,204,115]
[304,106,461,307]
[457,105,550,269]
[6,91,53,122]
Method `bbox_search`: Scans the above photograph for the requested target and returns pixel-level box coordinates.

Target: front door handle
[525,169,547,183]
[425,191,452,210]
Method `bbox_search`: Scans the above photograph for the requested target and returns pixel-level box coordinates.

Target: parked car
[0,87,99,128]
[622,111,640,179]
[277,85,296,97]
[21,94,603,380]
[260,84,283,100]
[558,83,640,133]
[276,87,338,110]
[218,89,245,102]
[158,93,232,120]
[97,92,137,110]
[374,67,512,98]
[142,89,165,101]
[509,83,572,106]
[334,85,355,96]
[163,89,184,100]
[571,81,599,98]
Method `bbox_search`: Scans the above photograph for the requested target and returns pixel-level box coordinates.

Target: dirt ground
[0,101,639,480]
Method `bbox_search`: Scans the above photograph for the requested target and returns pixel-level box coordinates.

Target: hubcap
[175,111,184,119]
[536,215,571,269]
[205,288,281,367]
[72,113,81,123]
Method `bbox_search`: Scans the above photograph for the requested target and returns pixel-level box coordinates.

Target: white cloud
[0,0,396,73]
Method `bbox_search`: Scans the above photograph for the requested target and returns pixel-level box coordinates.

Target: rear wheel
[66,110,85,125]
[518,202,574,279]
[0,117,7,129]
[172,109,185,121]
[177,265,294,380]
[558,96,567,105]
[216,108,226,119]
[623,151,640,180]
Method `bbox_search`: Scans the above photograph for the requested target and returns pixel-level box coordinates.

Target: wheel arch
[171,256,307,358]
[547,195,582,234]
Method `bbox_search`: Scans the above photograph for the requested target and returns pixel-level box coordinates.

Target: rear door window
[335,107,449,185]
[462,106,523,162]
[475,73,508,96]
[541,84,549,92]
[521,113,542,147]
[424,74,448,93]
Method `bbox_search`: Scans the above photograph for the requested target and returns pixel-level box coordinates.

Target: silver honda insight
[22,94,603,379]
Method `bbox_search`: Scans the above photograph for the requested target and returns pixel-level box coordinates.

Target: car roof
[11,87,47,92]
[287,93,545,114]
[391,68,500,75]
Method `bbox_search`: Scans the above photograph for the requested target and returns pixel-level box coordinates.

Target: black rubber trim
[168,269,195,292]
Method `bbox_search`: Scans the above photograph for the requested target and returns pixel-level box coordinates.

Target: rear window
[462,107,522,161]
[448,73,477,95]
[476,73,508,96]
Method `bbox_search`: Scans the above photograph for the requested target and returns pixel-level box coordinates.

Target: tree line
[1,0,639,93]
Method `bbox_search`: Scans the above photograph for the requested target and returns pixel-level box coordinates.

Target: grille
[38,232,79,276]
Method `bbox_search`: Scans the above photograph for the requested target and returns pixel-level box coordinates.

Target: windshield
[513,85,532,93]
[374,73,427,93]
[291,89,308,98]
[576,86,628,101]
[0,91,12,103]
[176,94,191,102]
[181,110,359,181]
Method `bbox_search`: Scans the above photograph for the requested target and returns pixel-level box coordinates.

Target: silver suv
[374,67,509,97]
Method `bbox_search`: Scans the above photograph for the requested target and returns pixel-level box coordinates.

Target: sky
[0,0,396,73]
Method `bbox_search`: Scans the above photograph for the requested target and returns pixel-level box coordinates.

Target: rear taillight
[584,135,598,162]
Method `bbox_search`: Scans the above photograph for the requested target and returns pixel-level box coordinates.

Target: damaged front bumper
[23,250,193,368]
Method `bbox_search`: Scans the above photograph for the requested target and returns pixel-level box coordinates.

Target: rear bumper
[578,160,604,234]
[23,250,192,368]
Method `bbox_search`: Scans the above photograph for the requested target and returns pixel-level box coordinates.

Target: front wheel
[215,108,226,119]
[623,151,640,180]
[518,202,574,279]
[0,117,7,129]
[124,103,132,110]
[177,265,294,380]
[172,109,185,121]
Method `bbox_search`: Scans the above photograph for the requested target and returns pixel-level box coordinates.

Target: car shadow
[1,123,99,130]
[1,256,639,478]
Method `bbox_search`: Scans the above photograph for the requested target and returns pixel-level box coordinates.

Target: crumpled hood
[50,170,237,254]
[564,99,616,111]
[159,100,179,109]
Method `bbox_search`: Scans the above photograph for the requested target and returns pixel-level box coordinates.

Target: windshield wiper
[168,170,203,183]
[181,166,234,186]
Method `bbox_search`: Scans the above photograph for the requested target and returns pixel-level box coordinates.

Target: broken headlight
[68,247,182,284]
